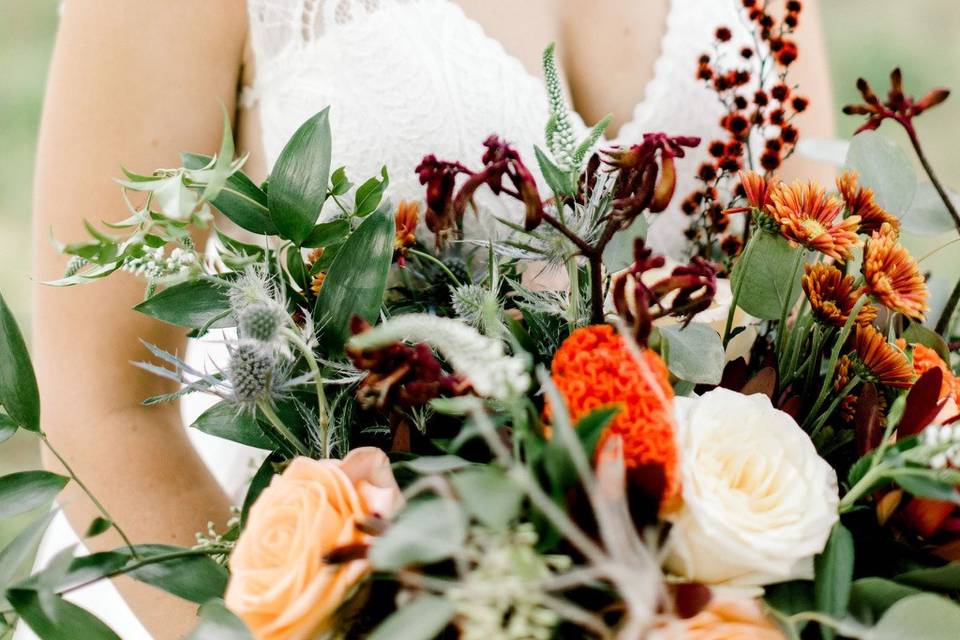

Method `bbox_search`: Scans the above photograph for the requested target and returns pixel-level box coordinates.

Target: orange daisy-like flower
[725,170,776,215]
[896,339,959,403]
[853,325,915,388]
[393,201,420,267]
[769,180,861,261]
[547,325,678,499]
[836,170,901,235]
[802,263,877,327]
[861,222,929,321]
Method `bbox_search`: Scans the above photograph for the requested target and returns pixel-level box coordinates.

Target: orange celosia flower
[802,263,877,327]
[862,222,929,321]
[896,339,959,403]
[853,325,916,388]
[393,201,419,264]
[547,325,678,499]
[836,170,901,235]
[769,180,861,261]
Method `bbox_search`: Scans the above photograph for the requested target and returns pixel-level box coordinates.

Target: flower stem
[256,400,309,456]
[408,248,463,286]
[284,328,331,456]
[566,255,581,331]
[810,375,861,441]
[42,435,140,559]
[722,230,760,346]
[776,249,806,362]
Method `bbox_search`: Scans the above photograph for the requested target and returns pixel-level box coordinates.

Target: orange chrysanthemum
[726,170,776,215]
[802,263,877,327]
[862,222,929,321]
[547,325,678,499]
[836,170,901,235]
[896,339,959,403]
[853,325,916,388]
[394,201,419,250]
[769,180,861,261]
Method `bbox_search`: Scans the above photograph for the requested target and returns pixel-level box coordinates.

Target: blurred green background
[1,1,959,531]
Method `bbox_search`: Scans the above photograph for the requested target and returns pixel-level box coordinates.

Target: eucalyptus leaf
[844,130,917,217]
[902,183,960,236]
[452,466,523,531]
[134,279,234,331]
[657,323,724,384]
[183,153,275,235]
[869,593,960,640]
[268,109,332,244]
[314,208,395,351]
[187,599,254,640]
[730,232,805,320]
[8,589,122,640]
[119,545,228,604]
[84,517,113,539]
[368,594,455,640]
[0,471,69,520]
[369,498,466,571]
[241,456,277,527]
[897,563,960,591]
[0,292,40,431]
[602,217,647,272]
[354,166,389,217]
[814,522,854,640]
[890,471,960,503]
[191,401,272,449]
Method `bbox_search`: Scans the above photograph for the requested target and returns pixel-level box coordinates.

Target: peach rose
[225,448,402,640]
[652,596,786,640]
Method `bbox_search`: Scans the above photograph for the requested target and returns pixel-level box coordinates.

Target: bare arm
[32,1,247,636]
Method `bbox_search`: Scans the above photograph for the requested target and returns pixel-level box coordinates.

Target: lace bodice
[243,0,760,259]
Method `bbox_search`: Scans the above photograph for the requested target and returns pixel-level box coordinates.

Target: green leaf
[730,232,805,320]
[314,208,395,351]
[0,292,40,431]
[369,498,466,571]
[0,511,58,605]
[354,166,389,217]
[0,471,69,520]
[17,551,128,594]
[186,599,253,640]
[285,246,310,291]
[452,466,523,531]
[329,166,352,197]
[134,279,234,331]
[120,545,228,604]
[764,580,813,637]
[844,130,917,218]
[8,589,122,639]
[602,217,647,272]
[814,522,854,640]
[200,106,237,204]
[183,153,276,235]
[870,593,960,640]
[896,563,960,591]
[399,455,473,475]
[268,109,332,244]
[191,402,272,449]
[848,578,920,624]
[368,594,455,640]
[574,114,612,165]
[543,407,618,492]
[891,471,960,503]
[241,456,277,527]
[657,323,725,384]
[903,183,960,236]
[84,517,113,539]
[903,321,951,362]
[534,145,575,197]
[0,413,17,444]
[302,220,350,248]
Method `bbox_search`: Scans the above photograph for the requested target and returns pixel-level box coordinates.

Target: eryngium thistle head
[228,341,276,404]
[238,302,286,344]
[451,284,490,328]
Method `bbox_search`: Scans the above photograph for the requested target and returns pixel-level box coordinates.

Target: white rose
[665,388,839,588]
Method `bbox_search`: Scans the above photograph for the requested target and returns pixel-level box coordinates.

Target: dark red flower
[844,68,950,134]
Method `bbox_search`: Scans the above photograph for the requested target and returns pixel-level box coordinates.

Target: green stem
[408,248,463,286]
[802,297,868,430]
[41,436,139,559]
[256,400,309,456]
[776,249,806,363]
[283,328,330,456]
[810,375,861,440]
[723,230,760,346]
[566,255,580,332]
[839,463,885,513]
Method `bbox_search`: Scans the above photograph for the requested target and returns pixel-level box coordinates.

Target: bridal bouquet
[3,3,960,639]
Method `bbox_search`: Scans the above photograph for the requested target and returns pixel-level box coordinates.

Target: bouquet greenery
[2,2,960,639]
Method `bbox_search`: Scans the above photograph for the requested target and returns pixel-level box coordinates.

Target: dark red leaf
[855,383,882,455]
[741,366,777,399]
[898,368,946,439]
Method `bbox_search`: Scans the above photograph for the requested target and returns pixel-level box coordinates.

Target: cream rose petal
[665,388,839,588]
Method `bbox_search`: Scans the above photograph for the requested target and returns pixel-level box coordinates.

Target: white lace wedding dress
[20,1,759,637]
